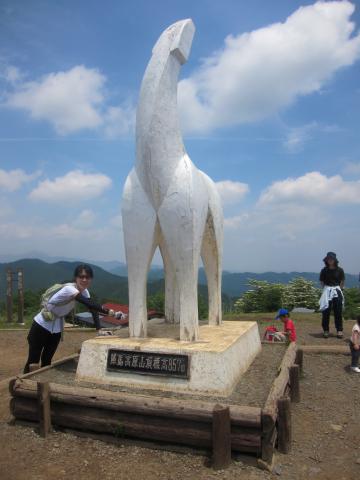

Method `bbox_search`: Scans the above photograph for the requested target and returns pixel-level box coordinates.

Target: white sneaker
[350,366,360,373]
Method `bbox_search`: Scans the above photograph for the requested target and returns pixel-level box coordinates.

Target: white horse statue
[122,19,223,341]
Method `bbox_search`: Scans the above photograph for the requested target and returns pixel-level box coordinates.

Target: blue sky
[0,0,360,273]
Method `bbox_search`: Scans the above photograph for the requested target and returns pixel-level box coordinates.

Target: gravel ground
[0,316,359,479]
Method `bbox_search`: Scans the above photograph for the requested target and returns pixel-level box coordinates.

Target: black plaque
[107,349,190,379]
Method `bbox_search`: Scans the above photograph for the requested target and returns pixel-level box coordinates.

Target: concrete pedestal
[76,321,261,397]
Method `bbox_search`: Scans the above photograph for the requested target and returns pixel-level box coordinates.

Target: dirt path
[0,318,358,479]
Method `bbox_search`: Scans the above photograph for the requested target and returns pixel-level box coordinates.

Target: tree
[282,277,320,310]
[343,288,360,319]
[198,294,208,319]
[234,280,284,313]
[147,292,165,312]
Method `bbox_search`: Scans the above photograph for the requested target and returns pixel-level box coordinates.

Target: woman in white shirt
[23,264,123,373]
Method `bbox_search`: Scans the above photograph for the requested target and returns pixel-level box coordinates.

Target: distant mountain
[110,264,164,280]
[0,253,127,275]
[0,259,358,301]
[107,267,360,297]
[0,259,129,303]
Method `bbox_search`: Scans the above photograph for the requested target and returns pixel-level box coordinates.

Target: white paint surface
[76,321,261,397]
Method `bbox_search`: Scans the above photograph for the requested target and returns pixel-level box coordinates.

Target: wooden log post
[17,269,24,324]
[37,382,51,437]
[289,365,300,403]
[260,411,276,465]
[212,404,231,470]
[295,348,303,374]
[277,397,291,454]
[6,269,13,323]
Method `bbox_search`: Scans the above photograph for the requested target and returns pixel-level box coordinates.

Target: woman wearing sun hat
[319,252,345,339]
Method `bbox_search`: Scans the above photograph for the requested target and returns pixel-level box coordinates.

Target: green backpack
[40,283,76,322]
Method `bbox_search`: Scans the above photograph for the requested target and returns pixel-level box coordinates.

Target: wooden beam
[19,354,79,380]
[301,345,348,355]
[11,396,261,453]
[6,268,13,323]
[212,405,231,469]
[289,365,300,403]
[37,382,51,437]
[263,342,297,421]
[17,268,24,324]
[12,378,261,428]
[277,397,291,454]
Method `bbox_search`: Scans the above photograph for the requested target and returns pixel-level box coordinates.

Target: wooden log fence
[260,342,298,467]
[9,342,302,470]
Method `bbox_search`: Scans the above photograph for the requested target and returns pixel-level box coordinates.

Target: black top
[319,267,345,286]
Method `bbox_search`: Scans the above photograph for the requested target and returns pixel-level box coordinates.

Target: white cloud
[178,1,360,133]
[76,209,96,228]
[103,105,135,138]
[0,65,22,85]
[216,180,249,204]
[258,171,360,205]
[0,168,41,191]
[6,65,105,134]
[29,169,112,203]
[5,64,135,137]
[343,161,360,176]
[224,213,249,229]
[283,122,342,152]
[283,122,318,153]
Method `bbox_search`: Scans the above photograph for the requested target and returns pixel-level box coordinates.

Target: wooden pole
[37,382,51,437]
[261,411,276,465]
[295,348,303,374]
[289,365,300,403]
[277,397,291,454]
[17,269,24,324]
[6,269,13,323]
[212,404,231,469]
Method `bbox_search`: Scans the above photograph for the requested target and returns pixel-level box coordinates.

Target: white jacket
[319,286,344,312]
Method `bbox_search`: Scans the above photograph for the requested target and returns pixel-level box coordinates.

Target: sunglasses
[77,275,91,280]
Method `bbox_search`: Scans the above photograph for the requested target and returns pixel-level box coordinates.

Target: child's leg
[350,343,360,367]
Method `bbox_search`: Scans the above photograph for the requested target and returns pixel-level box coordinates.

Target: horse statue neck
[135,20,195,206]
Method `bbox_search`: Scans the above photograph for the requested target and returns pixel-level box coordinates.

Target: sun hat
[276,308,289,319]
[323,251,337,262]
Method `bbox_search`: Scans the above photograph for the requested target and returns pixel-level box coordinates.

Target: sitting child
[276,308,297,342]
[263,324,286,342]
[350,315,360,373]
